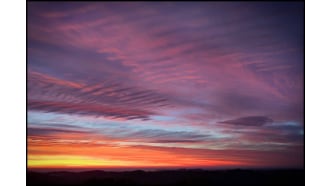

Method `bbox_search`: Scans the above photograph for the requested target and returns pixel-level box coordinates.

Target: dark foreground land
[27,169,304,186]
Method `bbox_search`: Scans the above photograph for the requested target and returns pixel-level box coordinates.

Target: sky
[28,2,304,170]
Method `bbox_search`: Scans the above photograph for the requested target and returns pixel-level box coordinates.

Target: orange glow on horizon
[28,137,248,169]
[28,155,242,169]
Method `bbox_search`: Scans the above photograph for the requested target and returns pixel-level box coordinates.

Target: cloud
[219,116,273,126]
[28,119,216,149]
[28,127,88,136]
[217,120,304,150]
[152,139,203,143]
[28,100,153,120]
[28,70,171,120]
[127,129,213,142]
[41,3,100,18]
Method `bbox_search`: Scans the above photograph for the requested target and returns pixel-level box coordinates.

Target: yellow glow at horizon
[28,155,144,168]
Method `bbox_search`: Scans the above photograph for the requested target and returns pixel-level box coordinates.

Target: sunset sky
[28,2,304,170]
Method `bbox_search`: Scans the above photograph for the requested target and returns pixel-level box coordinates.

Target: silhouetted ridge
[27,169,304,186]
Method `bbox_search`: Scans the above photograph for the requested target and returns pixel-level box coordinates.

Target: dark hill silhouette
[27,169,304,186]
